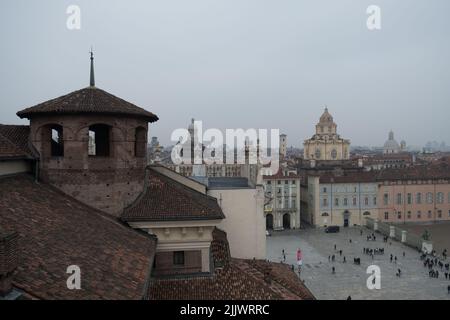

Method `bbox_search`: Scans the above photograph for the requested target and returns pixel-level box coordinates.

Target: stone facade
[303,108,350,161]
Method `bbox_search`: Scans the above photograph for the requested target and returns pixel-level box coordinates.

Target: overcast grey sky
[0,0,449,147]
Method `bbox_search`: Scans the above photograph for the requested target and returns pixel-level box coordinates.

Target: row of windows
[322,186,375,194]
[45,124,146,158]
[384,210,450,220]
[266,180,297,185]
[383,192,449,205]
[322,196,376,207]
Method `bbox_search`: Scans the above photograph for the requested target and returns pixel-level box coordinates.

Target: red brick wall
[153,251,202,276]
[29,114,149,216]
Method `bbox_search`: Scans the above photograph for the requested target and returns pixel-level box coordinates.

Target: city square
[267,227,450,300]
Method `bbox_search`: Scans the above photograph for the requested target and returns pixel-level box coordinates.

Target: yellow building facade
[303,108,350,160]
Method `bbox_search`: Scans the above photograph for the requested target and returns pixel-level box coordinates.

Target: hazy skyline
[1,0,449,148]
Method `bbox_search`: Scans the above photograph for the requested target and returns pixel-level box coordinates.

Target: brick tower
[17,52,159,216]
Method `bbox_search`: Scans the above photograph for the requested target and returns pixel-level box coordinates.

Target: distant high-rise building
[279,134,287,158]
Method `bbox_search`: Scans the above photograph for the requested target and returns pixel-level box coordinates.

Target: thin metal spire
[89,47,95,87]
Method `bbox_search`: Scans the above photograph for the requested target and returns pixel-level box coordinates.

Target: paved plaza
[401,222,450,254]
[267,227,450,300]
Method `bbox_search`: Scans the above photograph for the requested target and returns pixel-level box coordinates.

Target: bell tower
[17,53,159,216]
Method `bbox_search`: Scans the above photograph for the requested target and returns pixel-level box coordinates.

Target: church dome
[383,131,400,152]
[319,107,334,123]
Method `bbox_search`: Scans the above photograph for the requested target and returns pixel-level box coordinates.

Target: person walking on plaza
[394,256,397,264]
[390,254,393,263]
[339,249,342,257]
[334,244,337,251]
[332,254,335,262]
[332,266,335,274]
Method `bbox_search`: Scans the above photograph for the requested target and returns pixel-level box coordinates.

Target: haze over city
[1,0,449,147]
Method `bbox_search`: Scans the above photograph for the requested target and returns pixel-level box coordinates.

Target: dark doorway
[343,211,350,227]
[283,213,291,229]
[266,214,273,230]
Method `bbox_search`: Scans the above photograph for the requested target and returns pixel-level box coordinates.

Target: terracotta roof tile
[121,167,225,222]
[317,163,450,183]
[0,125,34,160]
[0,174,156,300]
[148,229,314,300]
[17,87,158,122]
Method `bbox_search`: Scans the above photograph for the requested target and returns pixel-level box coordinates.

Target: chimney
[0,229,19,297]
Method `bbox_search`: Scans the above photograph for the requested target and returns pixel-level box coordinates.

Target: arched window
[315,148,321,159]
[88,124,111,157]
[135,127,147,157]
[331,149,337,159]
[321,212,329,216]
[42,124,64,157]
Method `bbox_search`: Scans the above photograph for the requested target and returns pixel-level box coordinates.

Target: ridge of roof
[16,87,158,122]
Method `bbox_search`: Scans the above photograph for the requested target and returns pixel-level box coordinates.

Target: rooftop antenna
[89,47,95,87]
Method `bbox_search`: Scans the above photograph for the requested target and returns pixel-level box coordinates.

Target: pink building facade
[377,168,450,224]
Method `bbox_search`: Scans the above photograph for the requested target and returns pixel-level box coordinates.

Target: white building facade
[263,169,301,231]
[307,174,378,227]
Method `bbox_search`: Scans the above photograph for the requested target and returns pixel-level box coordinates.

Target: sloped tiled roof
[0,174,156,300]
[0,125,34,160]
[17,87,158,122]
[121,167,225,222]
[317,163,450,184]
[148,228,314,300]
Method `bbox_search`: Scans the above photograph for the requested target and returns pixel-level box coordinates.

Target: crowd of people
[278,228,450,296]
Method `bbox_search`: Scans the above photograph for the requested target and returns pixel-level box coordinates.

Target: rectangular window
[416,193,422,204]
[397,211,402,219]
[173,251,185,266]
[373,197,377,205]
[364,197,369,206]
[323,198,328,206]
[396,193,402,205]
[426,193,433,204]
[343,198,348,206]
[407,193,412,205]
[417,211,421,219]
[407,211,411,219]
[323,187,327,193]
[353,197,357,206]
[384,212,389,220]
[383,193,389,205]
[335,198,339,206]
[428,211,432,218]
[438,210,442,218]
